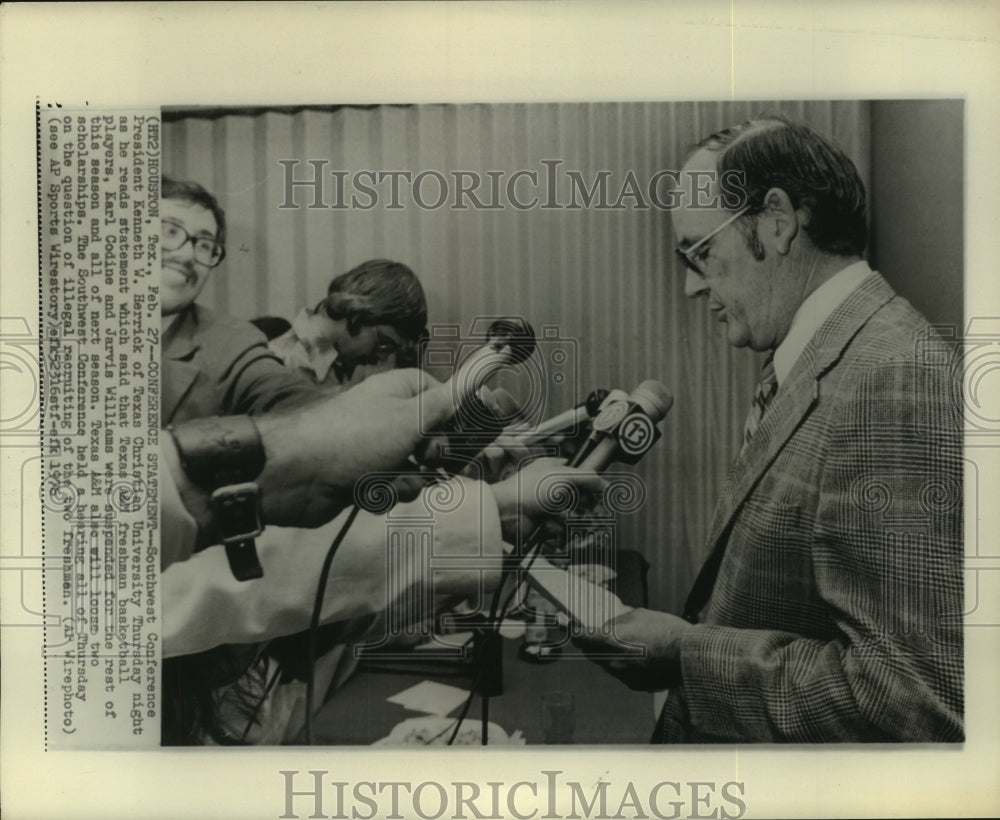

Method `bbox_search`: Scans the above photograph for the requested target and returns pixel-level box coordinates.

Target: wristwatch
[168,415,266,581]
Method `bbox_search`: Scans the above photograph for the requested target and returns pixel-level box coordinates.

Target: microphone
[584,388,611,418]
[419,319,537,472]
[449,318,537,406]
[570,380,673,472]
[502,381,672,633]
[484,317,536,365]
[505,388,614,443]
[430,386,523,474]
[559,387,631,467]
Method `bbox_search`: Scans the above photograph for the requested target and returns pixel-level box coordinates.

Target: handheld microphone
[497,381,672,634]
[560,387,629,467]
[569,380,673,472]
[484,317,536,365]
[584,388,611,418]
[505,387,614,443]
[449,317,536,406]
[420,318,537,472]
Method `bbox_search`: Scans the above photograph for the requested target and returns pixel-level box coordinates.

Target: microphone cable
[442,518,550,746]
[303,504,362,745]
[300,469,443,743]
[235,505,364,745]
[239,658,284,742]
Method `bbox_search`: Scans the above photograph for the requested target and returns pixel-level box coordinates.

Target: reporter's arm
[161,368,459,567]
[162,456,604,656]
[162,475,504,657]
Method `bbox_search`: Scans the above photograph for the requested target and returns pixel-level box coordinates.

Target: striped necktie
[741,353,778,454]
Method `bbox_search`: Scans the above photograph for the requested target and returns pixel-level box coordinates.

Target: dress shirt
[772,260,873,385]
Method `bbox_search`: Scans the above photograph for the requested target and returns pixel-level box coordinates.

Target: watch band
[169,415,266,488]
[168,416,266,582]
[212,483,265,582]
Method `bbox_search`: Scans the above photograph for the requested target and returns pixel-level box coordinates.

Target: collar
[274,307,341,383]
[772,260,873,386]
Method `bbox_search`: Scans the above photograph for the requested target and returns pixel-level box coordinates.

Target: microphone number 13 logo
[618,413,655,456]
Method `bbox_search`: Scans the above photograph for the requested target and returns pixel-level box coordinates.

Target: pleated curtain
[162,101,869,612]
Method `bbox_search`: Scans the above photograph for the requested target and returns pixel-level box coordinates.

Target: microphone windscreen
[486,317,536,364]
[630,380,674,421]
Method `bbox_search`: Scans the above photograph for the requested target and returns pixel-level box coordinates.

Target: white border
[2,2,998,818]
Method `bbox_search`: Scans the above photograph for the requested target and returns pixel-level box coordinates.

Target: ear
[762,187,800,255]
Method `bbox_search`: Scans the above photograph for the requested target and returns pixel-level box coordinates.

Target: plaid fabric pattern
[655,273,964,743]
[741,354,778,454]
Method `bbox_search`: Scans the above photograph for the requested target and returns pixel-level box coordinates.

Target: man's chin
[725,323,752,349]
[160,291,195,317]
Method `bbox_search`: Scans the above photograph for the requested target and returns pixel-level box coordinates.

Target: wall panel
[163,101,870,611]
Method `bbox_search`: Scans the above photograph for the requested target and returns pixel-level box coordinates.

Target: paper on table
[526,557,633,630]
[387,680,470,717]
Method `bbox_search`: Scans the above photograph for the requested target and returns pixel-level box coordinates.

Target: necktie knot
[741,354,777,453]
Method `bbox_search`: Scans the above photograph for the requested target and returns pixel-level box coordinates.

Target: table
[310,635,654,745]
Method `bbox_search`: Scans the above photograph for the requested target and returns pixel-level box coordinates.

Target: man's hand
[255,368,460,527]
[489,456,605,543]
[573,608,692,692]
[460,432,539,483]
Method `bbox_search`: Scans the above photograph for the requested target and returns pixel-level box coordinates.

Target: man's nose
[684,269,708,299]
[164,237,195,262]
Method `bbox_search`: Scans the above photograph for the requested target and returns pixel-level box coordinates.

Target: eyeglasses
[162,219,226,268]
[373,327,402,357]
[674,206,750,275]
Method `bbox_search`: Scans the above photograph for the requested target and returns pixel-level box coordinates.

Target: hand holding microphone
[489,456,607,543]
[487,380,673,634]
[416,318,536,472]
[471,387,622,484]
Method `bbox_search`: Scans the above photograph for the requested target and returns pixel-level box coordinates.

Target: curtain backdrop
[163,101,870,612]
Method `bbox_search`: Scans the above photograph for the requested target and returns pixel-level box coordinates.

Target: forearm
[225,344,320,416]
[677,621,962,742]
[163,476,503,657]
[679,627,878,741]
[160,419,339,556]
[162,396,437,548]
[678,362,964,743]
[162,512,387,657]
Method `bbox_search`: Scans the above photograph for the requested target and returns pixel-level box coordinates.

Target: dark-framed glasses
[162,219,226,268]
[373,327,403,357]
[674,206,750,275]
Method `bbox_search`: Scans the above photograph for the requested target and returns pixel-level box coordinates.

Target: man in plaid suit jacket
[578,117,963,742]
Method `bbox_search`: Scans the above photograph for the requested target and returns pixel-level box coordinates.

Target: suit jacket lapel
[706,364,818,546]
[161,307,201,425]
[685,272,898,617]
